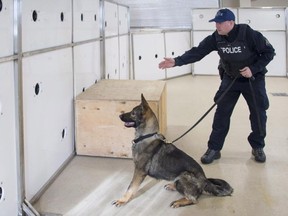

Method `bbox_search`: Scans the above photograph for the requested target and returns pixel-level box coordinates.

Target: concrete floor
[34,75,288,216]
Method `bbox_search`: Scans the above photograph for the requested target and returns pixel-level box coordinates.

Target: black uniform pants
[208,73,269,151]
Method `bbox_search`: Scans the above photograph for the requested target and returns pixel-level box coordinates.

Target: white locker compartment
[261,31,286,76]
[118,5,129,35]
[165,31,192,78]
[105,37,120,79]
[192,31,219,75]
[132,33,166,80]
[73,0,100,42]
[22,0,72,52]
[74,41,101,96]
[104,1,118,37]
[0,0,13,57]
[192,8,238,31]
[22,48,74,200]
[238,8,286,31]
[0,62,18,216]
[119,35,130,80]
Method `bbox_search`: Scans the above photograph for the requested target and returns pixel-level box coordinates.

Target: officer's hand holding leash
[239,66,263,136]
[240,67,255,81]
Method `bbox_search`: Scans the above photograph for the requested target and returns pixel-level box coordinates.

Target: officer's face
[215,21,234,35]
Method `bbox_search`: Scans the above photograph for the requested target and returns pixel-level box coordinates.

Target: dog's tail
[203,178,233,196]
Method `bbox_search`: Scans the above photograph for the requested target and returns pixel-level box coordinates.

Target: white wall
[0,0,106,214]
[0,0,19,215]
[104,2,130,80]
[1,0,131,213]
[0,62,18,216]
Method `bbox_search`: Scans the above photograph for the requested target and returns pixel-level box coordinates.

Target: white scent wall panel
[74,41,101,95]
[165,31,192,78]
[238,8,286,31]
[118,5,129,35]
[261,31,286,76]
[0,0,13,57]
[22,0,72,52]
[0,62,18,216]
[119,35,129,79]
[192,8,238,31]
[192,31,219,75]
[73,0,100,42]
[192,8,219,31]
[104,1,118,37]
[22,48,74,200]
[105,37,119,79]
[132,33,166,80]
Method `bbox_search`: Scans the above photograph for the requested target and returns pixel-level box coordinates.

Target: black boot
[201,149,221,164]
[252,148,266,163]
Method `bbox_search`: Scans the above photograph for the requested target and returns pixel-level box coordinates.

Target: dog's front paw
[170,200,181,208]
[112,199,127,207]
[170,198,196,208]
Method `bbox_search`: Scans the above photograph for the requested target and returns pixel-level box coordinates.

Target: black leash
[172,75,264,143]
[248,79,264,136]
[172,75,239,144]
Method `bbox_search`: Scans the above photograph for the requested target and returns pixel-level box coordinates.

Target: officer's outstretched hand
[158,57,175,69]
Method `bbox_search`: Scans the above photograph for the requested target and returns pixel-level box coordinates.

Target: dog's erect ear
[141,94,149,108]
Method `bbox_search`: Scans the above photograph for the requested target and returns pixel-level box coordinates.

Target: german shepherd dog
[113,94,233,208]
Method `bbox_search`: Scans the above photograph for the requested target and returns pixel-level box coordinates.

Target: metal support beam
[13,0,26,215]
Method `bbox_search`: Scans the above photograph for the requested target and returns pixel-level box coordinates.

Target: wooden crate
[75,80,166,158]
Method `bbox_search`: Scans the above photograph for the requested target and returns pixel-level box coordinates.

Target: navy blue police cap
[209,8,235,23]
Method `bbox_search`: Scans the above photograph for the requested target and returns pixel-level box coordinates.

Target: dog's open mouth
[124,122,135,127]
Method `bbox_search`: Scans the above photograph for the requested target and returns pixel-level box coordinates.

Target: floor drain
[271,92,288,97]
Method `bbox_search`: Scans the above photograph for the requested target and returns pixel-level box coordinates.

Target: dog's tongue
[125,122,135,127]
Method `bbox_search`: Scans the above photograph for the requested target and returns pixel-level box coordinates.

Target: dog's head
[119,94,156,130]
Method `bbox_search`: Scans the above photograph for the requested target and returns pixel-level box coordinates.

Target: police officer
[158,8,275,164]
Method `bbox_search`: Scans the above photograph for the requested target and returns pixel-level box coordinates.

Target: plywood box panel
[75,80,166,158]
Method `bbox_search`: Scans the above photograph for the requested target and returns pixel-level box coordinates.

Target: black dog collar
[132,132,158,144]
